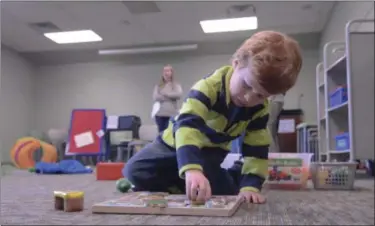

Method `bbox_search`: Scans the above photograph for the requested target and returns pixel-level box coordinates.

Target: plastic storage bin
[311,162,356,190]
[329,86,348,108]
[266,153,314,190]
[335,132,350,150]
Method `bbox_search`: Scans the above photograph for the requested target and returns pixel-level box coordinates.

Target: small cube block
[54,191,84,212]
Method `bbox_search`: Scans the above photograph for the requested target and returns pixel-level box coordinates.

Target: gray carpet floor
[1,169,374,225]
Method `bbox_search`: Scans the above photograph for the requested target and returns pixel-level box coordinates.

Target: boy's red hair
[233,31,302,94]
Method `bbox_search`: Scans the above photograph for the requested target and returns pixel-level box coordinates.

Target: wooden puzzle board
[92,192,242,217]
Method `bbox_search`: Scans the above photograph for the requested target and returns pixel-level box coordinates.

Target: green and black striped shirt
[159,65,270,192]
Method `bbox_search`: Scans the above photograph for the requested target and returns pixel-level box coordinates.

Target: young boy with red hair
[124,30,302,204]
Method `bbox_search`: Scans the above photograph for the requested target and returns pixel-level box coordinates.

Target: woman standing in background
[267,93,285,152]
[152,64,183,132]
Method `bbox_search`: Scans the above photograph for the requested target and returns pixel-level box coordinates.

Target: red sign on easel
[66,109,106,155]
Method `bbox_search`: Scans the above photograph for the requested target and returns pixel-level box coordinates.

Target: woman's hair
[232,31,302,95]
[159,64,174,87]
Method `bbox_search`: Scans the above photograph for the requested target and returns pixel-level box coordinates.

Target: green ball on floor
[116,178,133,193]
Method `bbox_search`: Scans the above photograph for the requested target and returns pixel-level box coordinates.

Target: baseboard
[1,161,15,166]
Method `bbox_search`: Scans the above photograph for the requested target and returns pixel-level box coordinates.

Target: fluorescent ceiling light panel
[98,44,198,55]
[200,16,258,33]
[44,30,102,44]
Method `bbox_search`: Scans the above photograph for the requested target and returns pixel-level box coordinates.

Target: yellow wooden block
[54,191,84,199]
[54,190,84,212]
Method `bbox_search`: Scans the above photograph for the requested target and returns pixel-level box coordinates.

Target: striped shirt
[158,65,270,192]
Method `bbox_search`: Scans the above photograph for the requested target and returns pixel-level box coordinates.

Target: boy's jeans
[123,140,243,195]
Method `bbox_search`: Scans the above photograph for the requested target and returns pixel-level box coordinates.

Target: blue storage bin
[329,86,348,108]
[335,132,350,150]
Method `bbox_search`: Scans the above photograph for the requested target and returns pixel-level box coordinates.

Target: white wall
[33,49,319,133]
[320,1,374,56]
[1,1,372,163]
[0,47,36,162]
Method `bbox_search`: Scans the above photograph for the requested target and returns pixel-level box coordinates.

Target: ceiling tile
[1,1,335,52]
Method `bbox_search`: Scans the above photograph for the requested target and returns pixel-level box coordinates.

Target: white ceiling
[1,1,335,53]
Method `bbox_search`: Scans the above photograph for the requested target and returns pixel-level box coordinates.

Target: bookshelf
[317,19,374,162]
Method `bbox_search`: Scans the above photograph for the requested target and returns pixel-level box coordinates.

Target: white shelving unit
[317,19,374,163]
[323,41,348,162]
[315,62,327,162]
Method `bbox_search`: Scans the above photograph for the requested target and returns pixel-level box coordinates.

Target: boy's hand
[185,170,212,202]
[238,190,266,204]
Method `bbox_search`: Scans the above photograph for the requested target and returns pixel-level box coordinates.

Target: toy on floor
[96,162,125,180]
[54,191,84,212]
[116,178,133,193]
[10,137,57,169]
[92,192,242,217]
[32,160,93,174]
[266,153,312,190]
